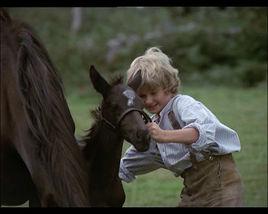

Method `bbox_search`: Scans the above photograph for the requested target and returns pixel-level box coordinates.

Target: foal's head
[89,65,150,152]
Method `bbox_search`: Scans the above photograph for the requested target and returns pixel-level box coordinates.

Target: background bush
[9,7,267,88]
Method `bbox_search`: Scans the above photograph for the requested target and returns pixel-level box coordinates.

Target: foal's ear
[89,65,111,97]
[127,70,142,91]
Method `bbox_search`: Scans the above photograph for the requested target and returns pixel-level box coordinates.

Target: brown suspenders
[168,110,181,130]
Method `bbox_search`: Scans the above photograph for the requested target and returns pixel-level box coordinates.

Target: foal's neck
[84,122,126,206]
[86,122,124,177]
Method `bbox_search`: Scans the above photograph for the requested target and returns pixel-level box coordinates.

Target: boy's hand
[146,122,165,142]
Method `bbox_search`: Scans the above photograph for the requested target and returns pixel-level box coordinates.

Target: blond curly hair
[127,47,180,94]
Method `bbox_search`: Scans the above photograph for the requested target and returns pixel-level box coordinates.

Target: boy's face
[137,86,173,114]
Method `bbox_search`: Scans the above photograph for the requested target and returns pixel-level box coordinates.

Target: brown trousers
[179,154,244,207]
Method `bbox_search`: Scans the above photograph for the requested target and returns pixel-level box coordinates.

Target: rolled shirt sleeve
[172,95,241,157]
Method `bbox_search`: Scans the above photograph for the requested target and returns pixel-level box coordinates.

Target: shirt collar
[152,94,180,122]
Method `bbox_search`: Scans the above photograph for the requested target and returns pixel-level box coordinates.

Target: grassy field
[67,84,267,207]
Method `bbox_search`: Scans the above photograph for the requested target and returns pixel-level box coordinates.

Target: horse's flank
[1,9,89,206]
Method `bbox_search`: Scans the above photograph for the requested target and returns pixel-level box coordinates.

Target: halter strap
[100,108,152,130]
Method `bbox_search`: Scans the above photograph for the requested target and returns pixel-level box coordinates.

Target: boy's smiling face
[137,86,173,114]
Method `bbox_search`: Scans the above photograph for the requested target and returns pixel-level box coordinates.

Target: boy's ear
[128,70,142,91]
[89,65,111,97]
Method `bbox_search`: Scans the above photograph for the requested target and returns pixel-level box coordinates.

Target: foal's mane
[2,11,88,205]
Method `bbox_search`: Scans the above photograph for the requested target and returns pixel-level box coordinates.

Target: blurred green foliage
[8,7,267,88]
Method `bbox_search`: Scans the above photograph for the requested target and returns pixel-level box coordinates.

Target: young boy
[119,47,244,207]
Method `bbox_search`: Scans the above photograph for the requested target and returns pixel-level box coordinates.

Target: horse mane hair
[17,22,76,156]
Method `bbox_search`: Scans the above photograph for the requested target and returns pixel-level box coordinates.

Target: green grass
[67,85,267,207]
[65,86,101,138]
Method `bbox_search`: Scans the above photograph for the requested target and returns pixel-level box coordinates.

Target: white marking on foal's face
[123,89,136,106]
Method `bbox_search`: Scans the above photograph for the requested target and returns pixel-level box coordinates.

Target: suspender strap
[168,111,181,129]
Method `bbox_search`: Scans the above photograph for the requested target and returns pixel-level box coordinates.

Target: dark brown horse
[80,66,150,207]
[0,9,89,207]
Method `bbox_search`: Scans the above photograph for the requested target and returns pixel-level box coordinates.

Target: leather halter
[100,108,152,130]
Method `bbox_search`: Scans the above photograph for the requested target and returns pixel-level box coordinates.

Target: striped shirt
[119,94,241,182]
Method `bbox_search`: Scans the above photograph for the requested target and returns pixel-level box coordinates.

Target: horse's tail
[15,22,89,206]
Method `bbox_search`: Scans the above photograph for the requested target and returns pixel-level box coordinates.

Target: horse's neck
[85,123,123,177]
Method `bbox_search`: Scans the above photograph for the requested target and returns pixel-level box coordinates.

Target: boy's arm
[146,122,199,144]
